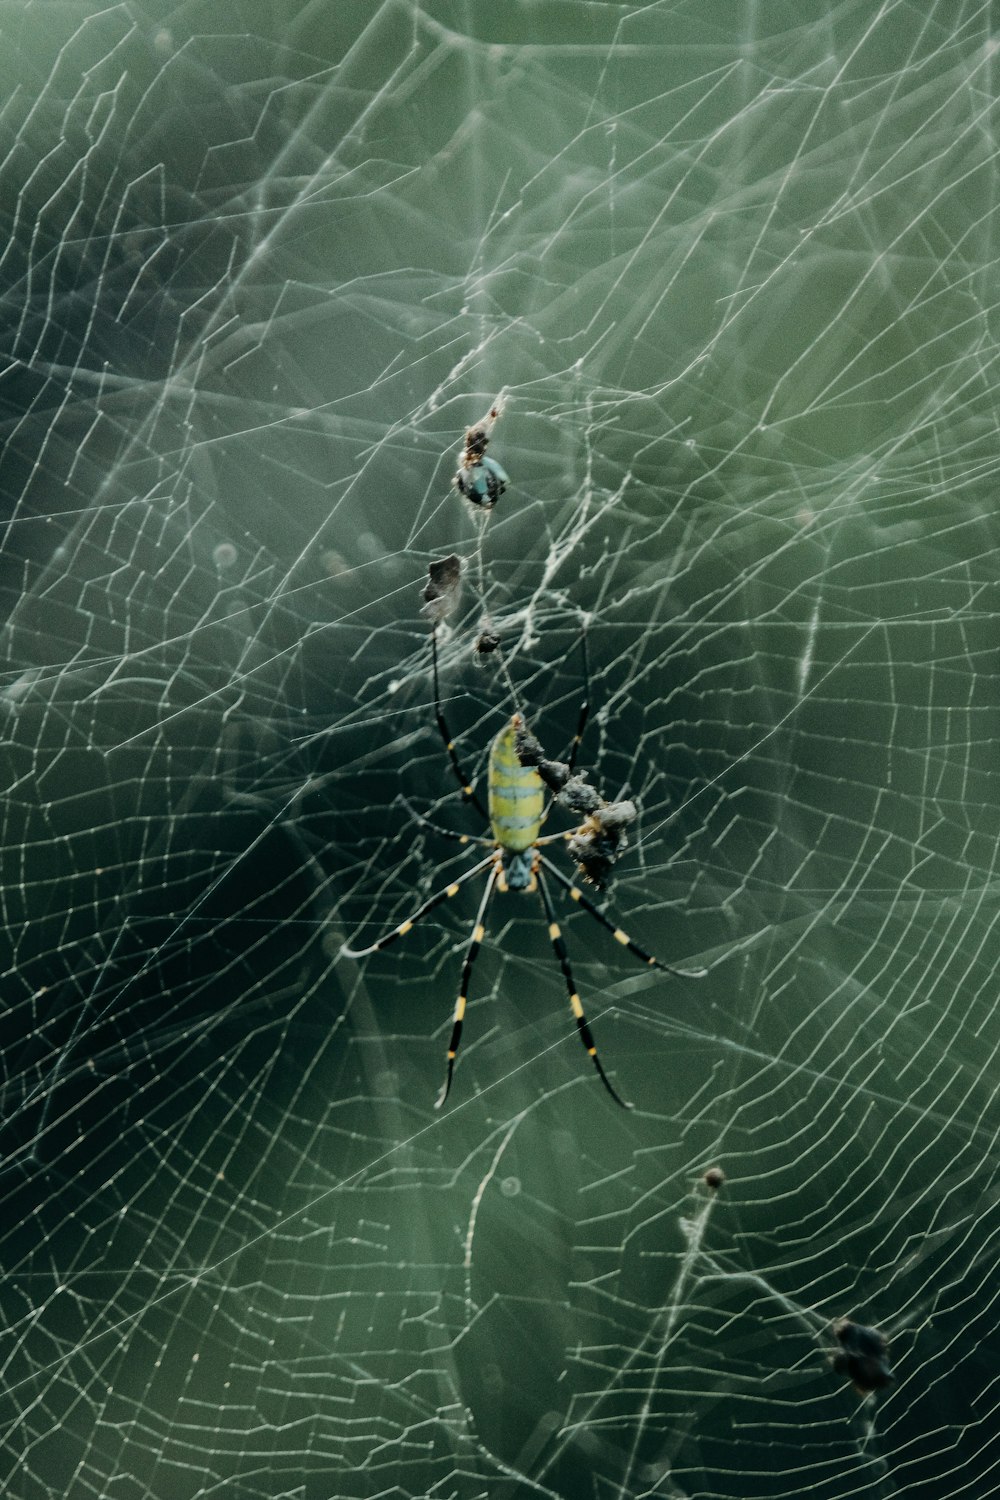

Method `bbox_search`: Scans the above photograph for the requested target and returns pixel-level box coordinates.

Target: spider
[342,632,704,1109]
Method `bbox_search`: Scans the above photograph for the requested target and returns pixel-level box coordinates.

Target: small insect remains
[830,1319,895,1395]
[454,398,508,510]
[420,554,463,625]
[343,577,705,1108]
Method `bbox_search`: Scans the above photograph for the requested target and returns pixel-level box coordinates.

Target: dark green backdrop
[1,4,998,1497]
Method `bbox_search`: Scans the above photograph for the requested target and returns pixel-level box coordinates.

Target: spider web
[2,3,999,1497]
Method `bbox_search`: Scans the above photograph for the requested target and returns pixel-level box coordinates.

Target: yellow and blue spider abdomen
[488,718,544,853]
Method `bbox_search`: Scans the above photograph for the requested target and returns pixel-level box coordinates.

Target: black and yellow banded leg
[341,851,495,958]
[436,863,499,1109]
[432,628,489,819]
[539,854,707,979]
[398,794,492,849]
[535,868,632,1109]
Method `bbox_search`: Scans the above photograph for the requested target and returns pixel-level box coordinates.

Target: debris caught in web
[474,616,501,656]
[420,554,463,624]
[515,720,638,889]
[455,396,508,510]
[566,801,637,889]
[830,1319,895,1395]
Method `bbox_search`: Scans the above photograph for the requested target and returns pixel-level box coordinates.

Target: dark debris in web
[454,397,508,511]
[515,720,637,890]
[830,1319,895,1396]
[420,553,463,624]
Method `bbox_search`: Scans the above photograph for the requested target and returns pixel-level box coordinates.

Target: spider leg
[432,627,489,819]
[398,793,492,847]
[535,866,633,1109]
[538,854,707,979]
[436,861,500,1109]
[341,851,495,958]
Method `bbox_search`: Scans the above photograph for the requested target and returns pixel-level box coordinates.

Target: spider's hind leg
[539,854,706,979]
[535,865,633,1109]
[436,860,500,1108]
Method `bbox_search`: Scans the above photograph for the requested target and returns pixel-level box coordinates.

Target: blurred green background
[2,3,999,1497]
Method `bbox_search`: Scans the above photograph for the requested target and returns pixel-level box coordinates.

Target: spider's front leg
[535,864,633,1109]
